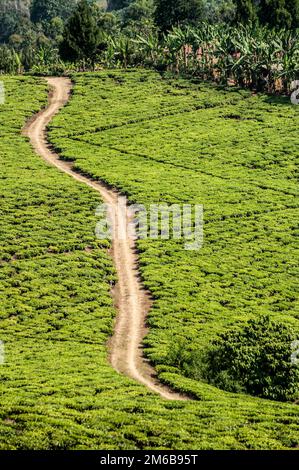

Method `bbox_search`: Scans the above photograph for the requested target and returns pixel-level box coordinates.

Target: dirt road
[23,77,187,401]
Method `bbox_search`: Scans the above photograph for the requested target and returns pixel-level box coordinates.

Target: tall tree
[234,0,257,23]
[31,0,78,23]
[286,0,299,27]
[154,0,204,32]
[60,0,104,66]
[0,1,32,43]
[203,0,236,24]
[121,0,154,29]
[259,0,299,28]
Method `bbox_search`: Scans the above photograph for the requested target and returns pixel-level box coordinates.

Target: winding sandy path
[23,77,187,401]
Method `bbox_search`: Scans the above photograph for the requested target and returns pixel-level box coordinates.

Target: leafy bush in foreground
[175,316,299,402]
[203,316,299,401]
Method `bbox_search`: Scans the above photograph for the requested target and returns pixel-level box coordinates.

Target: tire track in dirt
[23,77,188,401]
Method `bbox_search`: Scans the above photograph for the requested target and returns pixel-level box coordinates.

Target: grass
[0,72,298,450]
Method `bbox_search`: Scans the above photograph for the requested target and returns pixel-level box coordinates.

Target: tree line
[1,1,298,45]
[0,0,298,95]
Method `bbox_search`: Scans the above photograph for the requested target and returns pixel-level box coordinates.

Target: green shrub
[166,317,299,402]
[203,316,299,401]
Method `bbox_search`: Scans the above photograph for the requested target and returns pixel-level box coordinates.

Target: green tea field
[0,72,298,450]
[49,70,299,392]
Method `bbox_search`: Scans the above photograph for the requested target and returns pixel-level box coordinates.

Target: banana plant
[134,32,161,66]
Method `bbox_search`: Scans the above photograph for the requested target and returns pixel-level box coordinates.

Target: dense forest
[0,0,298,94]
[1,0,298,45]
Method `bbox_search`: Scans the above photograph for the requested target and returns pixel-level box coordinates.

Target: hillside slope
[0,74,298,451]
